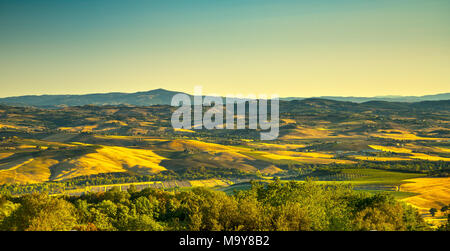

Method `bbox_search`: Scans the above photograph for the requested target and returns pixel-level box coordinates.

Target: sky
[0,0,449,98]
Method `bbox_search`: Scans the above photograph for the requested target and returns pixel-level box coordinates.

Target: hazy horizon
[1,0,449,98]
[0,87,449,99]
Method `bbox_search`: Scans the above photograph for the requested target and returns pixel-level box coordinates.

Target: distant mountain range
[0,88,449,107]
[0,89,181,108]
[281,93,450,103]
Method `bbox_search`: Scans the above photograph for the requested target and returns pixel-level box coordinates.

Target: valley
[0,98,449,226]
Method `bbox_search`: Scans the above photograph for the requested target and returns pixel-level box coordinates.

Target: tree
[125,214,164,231]
[0,180,429,231]
[0,197,19,224]
[104,187,130,205]
[176,188,238,231]
[127,184,137,194]
[1,193,76,231]
[134,196,158,217]
[429,208,438,217]
[352,193,408,231]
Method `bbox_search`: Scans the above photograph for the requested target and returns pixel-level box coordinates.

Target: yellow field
[401,177,450,209]
[0,144,169,184]
[365,145,450,161]
[58,125,98,132]
[84,117,101,122]
[211,151,253,161]
[0,123,20,129]
[174,128,195,133]
[138,121,154,126]
[156,139,291,173]
[95,135,132,139]
[21,138,74,148]
[184,140,240,151]
[260,165,284,175]
[0,152,14,160]
[257,150,354,164]
[401,177,450,225]
[94,135,167,143]
[369,145,412,153]
[248,142,305,150]
[280,126,331,140]
[409,153,450,161]
[189,179,228,187]
[0,157,35,172]
[281,118,296,124]
[52,146,167,180]
[352,156,410,161]
[17,144,44,149]
[272,150,334,158]
[371,129,445,141]
[340,120,376,125]
[162,139,238,153]
[436,147,450,153]
[0,123,45,131]
[0,158,58,184]
[104,120,128,126]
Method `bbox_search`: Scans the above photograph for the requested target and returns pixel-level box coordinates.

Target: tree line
[1,179,442,231]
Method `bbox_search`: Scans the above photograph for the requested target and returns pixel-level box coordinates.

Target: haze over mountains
[0,88,449,107]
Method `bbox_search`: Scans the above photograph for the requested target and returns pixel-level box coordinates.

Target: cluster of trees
[0,182,67,196]
[0,161,447,197]
[293,162,450,177]
[0,179,433,231]
[429,204,450,217]
[361,161,449,176]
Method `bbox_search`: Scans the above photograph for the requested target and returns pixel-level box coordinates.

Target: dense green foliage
[0,180,431,231]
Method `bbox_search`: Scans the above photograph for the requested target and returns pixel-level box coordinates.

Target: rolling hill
[0,88,186,107]
[0,88,449,107]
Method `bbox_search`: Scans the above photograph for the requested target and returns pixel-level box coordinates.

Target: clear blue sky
[1,0,449,97]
